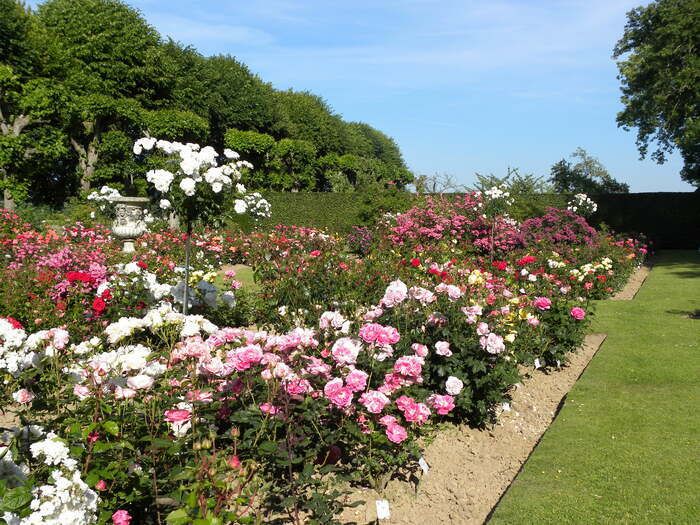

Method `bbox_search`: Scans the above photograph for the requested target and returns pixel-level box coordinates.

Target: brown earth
[339,333,608,525]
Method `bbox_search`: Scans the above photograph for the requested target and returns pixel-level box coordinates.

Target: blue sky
[35,0,696,191]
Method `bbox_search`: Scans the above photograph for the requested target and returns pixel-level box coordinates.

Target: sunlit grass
[489,251,700,524]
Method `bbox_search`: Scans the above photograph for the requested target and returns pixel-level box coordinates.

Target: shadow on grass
[665,309,700,319]
[648,250,700,279]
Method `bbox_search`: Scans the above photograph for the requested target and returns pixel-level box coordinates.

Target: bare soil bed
[339,333,608,525]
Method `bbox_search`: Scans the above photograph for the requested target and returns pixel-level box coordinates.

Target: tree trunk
[71,133,99,193]
[1,169,15,210]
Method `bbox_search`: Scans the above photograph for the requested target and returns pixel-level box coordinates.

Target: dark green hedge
[590,192,699,249]
[237,191,699,248]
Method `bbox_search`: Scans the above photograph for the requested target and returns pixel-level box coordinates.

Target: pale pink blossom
[435,341,452,357]
[359,390,390,414]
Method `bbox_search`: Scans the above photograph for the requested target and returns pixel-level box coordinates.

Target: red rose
[410,258,421,267]
[5,317,23,330]
[309,250,321,257]
[92,297,106,314]
[492,260,508,271]
[137,260,148,269]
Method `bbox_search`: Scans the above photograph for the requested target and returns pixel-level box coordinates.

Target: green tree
[0,1,68,208]
[37,0,173,191]
[550,148,629,194]
[614,0,700,186]
[224,128,276,175]
[268,138,317,190]
[200,55,279,147]
[274,90,347,156]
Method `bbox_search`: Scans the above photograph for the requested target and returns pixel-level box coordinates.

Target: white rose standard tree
[132,137,270,313]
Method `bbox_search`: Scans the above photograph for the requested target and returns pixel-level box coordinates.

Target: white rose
[211,182,223,193]
[180,177,196,197]
[159,199,171,210]
[445,376,463,395]
[127,374,154,390]
[234,199,247,214]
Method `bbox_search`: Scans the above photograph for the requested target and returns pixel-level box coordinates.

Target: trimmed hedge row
[241,191,699,248]
[589,192,699,249]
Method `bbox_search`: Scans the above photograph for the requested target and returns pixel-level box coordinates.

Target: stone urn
[112,196,150,252]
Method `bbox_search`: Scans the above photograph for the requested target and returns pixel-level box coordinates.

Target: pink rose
[480,332,506,354]
[411,343,428,357]
[358,323,383,344]
[533,296,552,311]
[379,415,397,426]
[393,355,423,378]
[259,402,279,415]
[345,369,368,392]
[428,394,455,415]
[96,479,107,491]
[385,422,408,444]
[376,326,400,345]
[570,307,586,320]
[12,388,34,404]
[331,338,361,365]
[164,409,191,423]
[380,279,408,308]
[435,341,452,357]
[527,317,540,327]
[359,390,390,414]
[73,384,91,400]
[112,510,132,525]
[476,322,490,336]
[185,389,214,403]
[114,386,136,400]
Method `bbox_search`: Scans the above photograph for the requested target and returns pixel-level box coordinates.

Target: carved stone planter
[112,196,150,252]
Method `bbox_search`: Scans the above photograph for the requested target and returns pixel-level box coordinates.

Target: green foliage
[1,0,408,207]
[267,138,318,190]
[143,108,209,143]
[200,54,280,146]
[223,127,275,175]
[474,167,563,220]
[37,0,166,101]
[614,0,700,186]
[274,90,346,156]
[550,148,629,194]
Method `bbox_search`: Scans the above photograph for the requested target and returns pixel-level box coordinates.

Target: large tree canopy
[614,0,700,186]
[1,0,411,206]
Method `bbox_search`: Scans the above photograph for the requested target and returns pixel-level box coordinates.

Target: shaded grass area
[489,251,700,524]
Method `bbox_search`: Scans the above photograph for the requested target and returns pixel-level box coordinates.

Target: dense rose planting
[0,191,647,523]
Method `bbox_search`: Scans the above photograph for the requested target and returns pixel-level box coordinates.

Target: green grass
[489,250,700,524]
[215,264,259,292]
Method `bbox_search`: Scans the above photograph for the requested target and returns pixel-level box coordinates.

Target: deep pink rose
[112,510,132,525]
[570,307,586,320]
[533,297,552,311]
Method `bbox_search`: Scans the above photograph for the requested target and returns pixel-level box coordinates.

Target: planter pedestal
[111,197,150,252]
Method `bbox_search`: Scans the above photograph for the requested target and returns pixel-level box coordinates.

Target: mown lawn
[489,250,700,524]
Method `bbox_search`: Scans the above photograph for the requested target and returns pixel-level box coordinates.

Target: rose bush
[1,184,648,523]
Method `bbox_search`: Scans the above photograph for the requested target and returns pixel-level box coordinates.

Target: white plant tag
[534,358,541,369]
[376,499,391,520]
[418,456,429,475]
[501,402,511,412]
